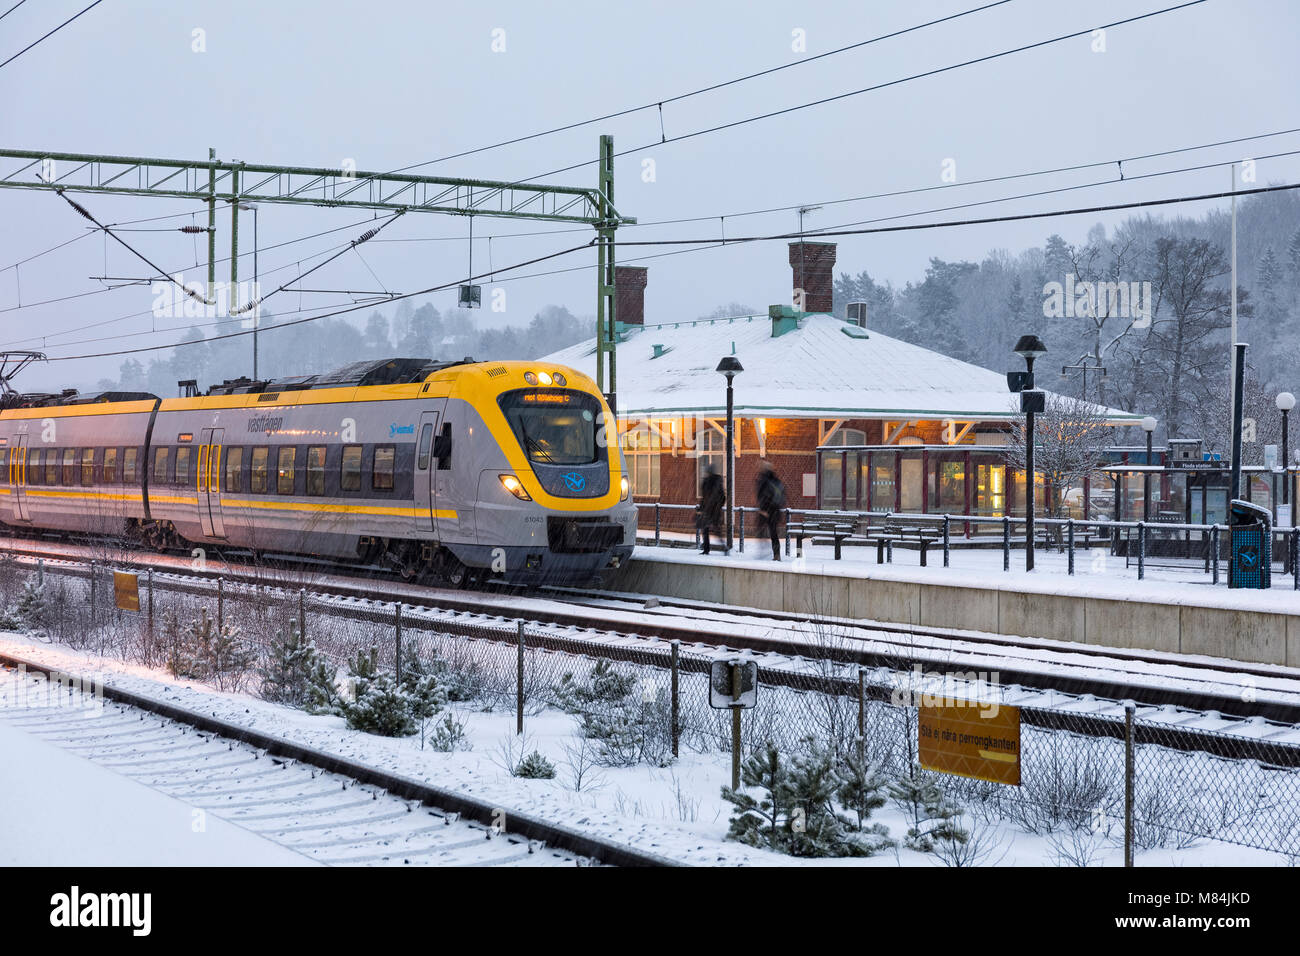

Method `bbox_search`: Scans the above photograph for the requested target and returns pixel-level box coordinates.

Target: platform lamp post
[717,356,744,553]
[238,202,260,380]
[1278,392,1295,515]
[1141,416,1158,523]
[1013,335,1048,571]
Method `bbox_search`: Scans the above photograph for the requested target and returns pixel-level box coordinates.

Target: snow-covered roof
[543,313,1141,424]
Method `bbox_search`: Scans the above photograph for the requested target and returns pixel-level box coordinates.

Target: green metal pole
[600,135,617,414]
[230,166,240,316]
[206,148,217,303]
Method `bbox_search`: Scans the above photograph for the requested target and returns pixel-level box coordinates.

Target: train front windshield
[498,389,603,466]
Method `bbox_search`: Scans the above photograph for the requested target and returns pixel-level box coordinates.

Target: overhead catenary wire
[386,0,1017,174]
[0,0,106,72]
[38,180,1300,364]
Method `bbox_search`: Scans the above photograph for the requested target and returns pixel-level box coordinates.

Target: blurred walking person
[755,460,785,560]
[698,464,726,555]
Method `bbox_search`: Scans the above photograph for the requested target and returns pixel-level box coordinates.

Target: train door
[199,427,227,538]
[414,411,439,534]
[12,435,30,521]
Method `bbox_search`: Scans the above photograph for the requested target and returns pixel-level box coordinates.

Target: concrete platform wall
[612,558,1300,667]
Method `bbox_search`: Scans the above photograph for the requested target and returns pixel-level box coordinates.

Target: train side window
[27,449,40,484]
[0,448,6,485]
[434,423,452,470]
[175,446,192,487]
[417,424,434,470]
[341,445,362,491]
[124,447,138,484]
[103,447,118,484]
[225,446,243,494]
[277,446,296,495]
[250,447,269,493]
[62,448,77,485]
[81,448,96,486]
[373,444,395,491]
[306,446,326,496]
[45,449,58,485]
[153,447,170,485]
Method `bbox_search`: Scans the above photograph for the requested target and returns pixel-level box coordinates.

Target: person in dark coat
[755,460,786,560]
[698,465,725,554]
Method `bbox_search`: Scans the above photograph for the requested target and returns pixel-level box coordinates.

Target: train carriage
[0,357,636,587]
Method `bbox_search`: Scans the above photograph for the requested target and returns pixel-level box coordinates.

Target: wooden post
[217,576,225,632]
[1124,702,1136,867]
[516,620,525,735]
[88,562,96,627]
[146,568,154,640]
[298,588,306,645]
[670,639,680,758]
[394,602,403,685]
[857,667,866,764]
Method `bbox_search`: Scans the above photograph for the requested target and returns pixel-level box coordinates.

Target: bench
[786,519,855,559]
[865,518,946,566]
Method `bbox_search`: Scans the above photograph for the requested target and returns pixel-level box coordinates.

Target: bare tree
[1005,393,1114,523]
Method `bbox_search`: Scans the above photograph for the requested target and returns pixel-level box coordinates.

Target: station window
[123,447,138,484]
[153,447,169,484]
[373,445,395,491]
[623,422,661,497]
[306,446,326,496]
[81,448,95,486]
[225,446,243,494]
[250,447,269,493]
[341,445,362,491]
[696,428,724,488]
[45,449,58,485]
[103,447,118,484]
[175,446,192,487]
[277,446,296,495]
[62,448,77,486]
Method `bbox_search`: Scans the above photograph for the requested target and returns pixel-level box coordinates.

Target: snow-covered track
[6,536,1300,724]
[0,651,678,868]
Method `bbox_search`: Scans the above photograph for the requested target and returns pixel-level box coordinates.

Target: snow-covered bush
[513,750,556,779]
[341,645,448,737]
[257,622,335,708]
[425,712,471,752]
[889,762,968,853]
[15,575,54,636]
[165,607,257,691]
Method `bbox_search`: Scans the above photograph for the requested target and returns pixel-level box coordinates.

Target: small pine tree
[514,750,556,779]
[15,576,53,634]
[259,623,337,710]
[889,763,969,852]
[721,743,792,852]
[303,653,342,716]
[344,672,416,737]
[837,751,890,830]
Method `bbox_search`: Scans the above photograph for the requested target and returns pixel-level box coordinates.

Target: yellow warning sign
[113,571,140,612]
[919,702,1020,786]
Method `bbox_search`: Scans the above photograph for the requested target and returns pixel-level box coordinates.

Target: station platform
[612,544,1300,668]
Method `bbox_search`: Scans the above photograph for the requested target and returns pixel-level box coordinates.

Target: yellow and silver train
[0,357,636,587]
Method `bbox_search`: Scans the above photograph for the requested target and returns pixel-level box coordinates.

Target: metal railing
[634,501,1300,589]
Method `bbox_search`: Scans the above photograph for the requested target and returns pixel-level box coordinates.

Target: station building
[543,243,1144,532]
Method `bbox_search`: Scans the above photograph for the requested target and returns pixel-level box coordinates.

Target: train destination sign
[919,702,1021,786]
[113,571,140,612]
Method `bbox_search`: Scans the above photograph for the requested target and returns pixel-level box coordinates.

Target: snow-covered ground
[0,717,316,866]
[1,632,1290,867]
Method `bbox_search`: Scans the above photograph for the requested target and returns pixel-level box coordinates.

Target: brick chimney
[615,266,648,326]
[787,242,836,314]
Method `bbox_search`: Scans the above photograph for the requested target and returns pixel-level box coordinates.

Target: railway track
[0,652,676,867]
[5,534,1300,724]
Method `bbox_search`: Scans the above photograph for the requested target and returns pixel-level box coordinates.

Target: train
[0,356,637,587]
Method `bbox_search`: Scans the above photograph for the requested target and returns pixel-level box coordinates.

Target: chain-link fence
[7,556,1300,861]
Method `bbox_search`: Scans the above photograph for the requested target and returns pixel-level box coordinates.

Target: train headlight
[499,474,532,501]
[537,371,553,386]
[552,372,567,387]
[619,475,630,501]
[524,371,538,385]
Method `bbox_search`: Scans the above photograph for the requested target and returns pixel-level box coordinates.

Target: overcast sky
[2,0,1299,392]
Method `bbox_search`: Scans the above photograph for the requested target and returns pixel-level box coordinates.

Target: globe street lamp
[1278,392,1295,512]
[1013,334,1047,571]
[716,356,744,553]
[1141,416,1158,522]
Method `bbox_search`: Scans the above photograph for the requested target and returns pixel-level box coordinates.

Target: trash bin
[1229,498,1271,589]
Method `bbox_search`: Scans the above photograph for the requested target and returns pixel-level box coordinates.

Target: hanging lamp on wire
[457,214,481,309]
